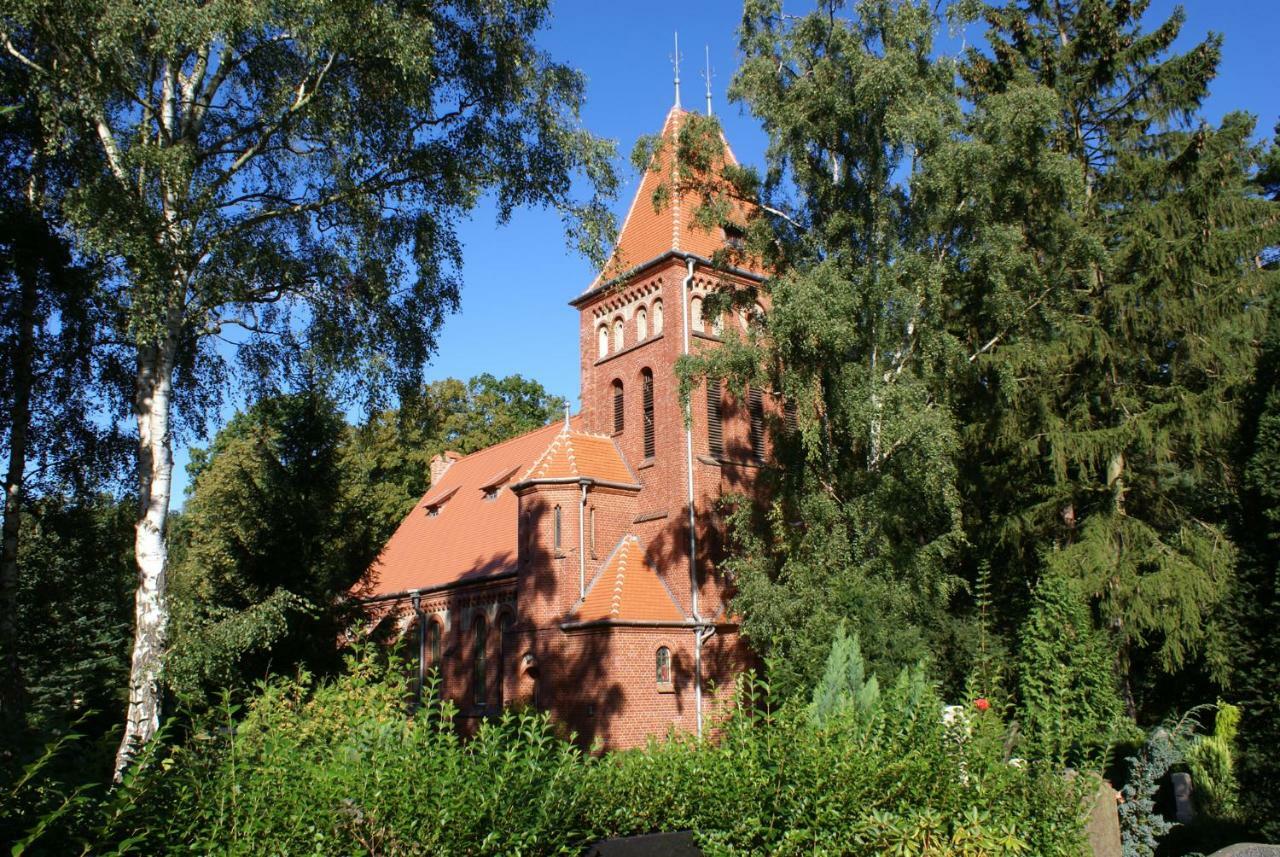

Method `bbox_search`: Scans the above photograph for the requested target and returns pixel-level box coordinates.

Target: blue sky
[171,0,1278,500]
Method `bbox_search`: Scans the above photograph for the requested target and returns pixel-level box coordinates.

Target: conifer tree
[678,0,969,694]
[955,0,1280,707]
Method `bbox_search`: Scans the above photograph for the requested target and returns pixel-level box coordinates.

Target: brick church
[352,100,771,749]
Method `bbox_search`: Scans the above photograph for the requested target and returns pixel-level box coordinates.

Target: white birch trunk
[114,319,179,781]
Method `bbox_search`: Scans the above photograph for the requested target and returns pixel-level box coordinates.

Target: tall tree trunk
[114,313,179,781]
[0,238,38,722]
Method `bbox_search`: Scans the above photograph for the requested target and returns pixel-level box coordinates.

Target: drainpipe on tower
[682,256,711,738]
[578,480,588,598]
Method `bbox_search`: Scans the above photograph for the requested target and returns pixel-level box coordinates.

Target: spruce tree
[956,0,1280,709]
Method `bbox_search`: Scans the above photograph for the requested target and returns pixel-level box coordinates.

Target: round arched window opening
[655,646,672,686]
[690,296,704,333]
[613,317,624,352]
[652,299,664,335]
[636,306,648,341]
[598,324,609,358]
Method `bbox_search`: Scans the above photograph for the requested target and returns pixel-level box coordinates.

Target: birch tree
[0,0,615,777]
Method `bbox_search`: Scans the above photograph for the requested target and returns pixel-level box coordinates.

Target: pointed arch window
[473,614,488,708]
[612,379,624,434]
[642,368,655,460]
[707,378,723,459]
[652,299,664,335]
[636,306,648,341]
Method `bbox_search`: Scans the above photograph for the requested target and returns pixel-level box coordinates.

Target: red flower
[974,697,991,712]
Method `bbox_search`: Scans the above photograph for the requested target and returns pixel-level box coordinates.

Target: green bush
[106,641,1090,856]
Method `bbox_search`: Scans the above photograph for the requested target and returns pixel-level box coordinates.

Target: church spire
[672,32,682,109]
[703,45,713,116]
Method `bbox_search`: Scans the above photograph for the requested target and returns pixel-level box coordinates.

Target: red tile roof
[519,425,639,487]
[589,107,763,291]
[355,418,578,599]
[572,535,686,624]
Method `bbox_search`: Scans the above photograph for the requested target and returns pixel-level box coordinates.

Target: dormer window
[483,487,499,501]
[426,505,441,518]
[724,225,746,250]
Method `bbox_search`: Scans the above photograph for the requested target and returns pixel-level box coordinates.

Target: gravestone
[1207,846,1280,857]
[1083,776,1123,857]
[585,832,703,856]
[1170,771,1196,824]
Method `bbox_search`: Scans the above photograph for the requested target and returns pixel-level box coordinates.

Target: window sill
[594,333,664,366]
[637,457,656,470]
[656,682,675,694]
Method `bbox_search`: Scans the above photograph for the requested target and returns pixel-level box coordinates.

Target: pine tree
[956,0,1280,709]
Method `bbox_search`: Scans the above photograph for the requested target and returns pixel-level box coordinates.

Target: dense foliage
[15,641,1087,856]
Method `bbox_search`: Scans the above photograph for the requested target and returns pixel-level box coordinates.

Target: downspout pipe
[681,256,700,621]
[578,480,588,598]
[411,592,426,710]
[694,623,716,739]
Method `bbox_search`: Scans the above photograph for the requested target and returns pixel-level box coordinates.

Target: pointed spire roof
[584,107,763,293]
[572,534,687,623]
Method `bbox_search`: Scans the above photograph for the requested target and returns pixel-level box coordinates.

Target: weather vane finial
[702,45,714,116]
[672,32,682,109]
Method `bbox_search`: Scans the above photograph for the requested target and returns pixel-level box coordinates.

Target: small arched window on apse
[690,295,704,333]
[636,306,648,341]
[655,646,673,689]
[652,299,664,335]
[613,317,624,352]
[598,324,609,358]
[472,614,488,708]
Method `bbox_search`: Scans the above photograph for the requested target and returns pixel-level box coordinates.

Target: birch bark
[114,302,180,781]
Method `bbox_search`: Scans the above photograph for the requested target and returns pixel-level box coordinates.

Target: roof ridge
[441,415,575,470]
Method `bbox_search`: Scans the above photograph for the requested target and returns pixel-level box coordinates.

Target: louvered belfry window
[784,398,798,433]
[612,380,624,434]
[707,378,723,459]
[749,385,765,462]
[642,369,655,459]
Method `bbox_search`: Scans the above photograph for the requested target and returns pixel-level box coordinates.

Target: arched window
[710,308,723,337]
[612,379,624,434]
[426,619,441,670]
[613,317,624,352]
[652,299,664,335]
[590,506,597,558]
[473,614,488,708]
[636,306,648,341]
[598,324,609,358]
[641,368,655,460]
[656,646,672,685]
[690,296,704,333]
[749,385,765,462]
[498,611,514,708]
[553,505,562,552]
[707,378,723,459]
